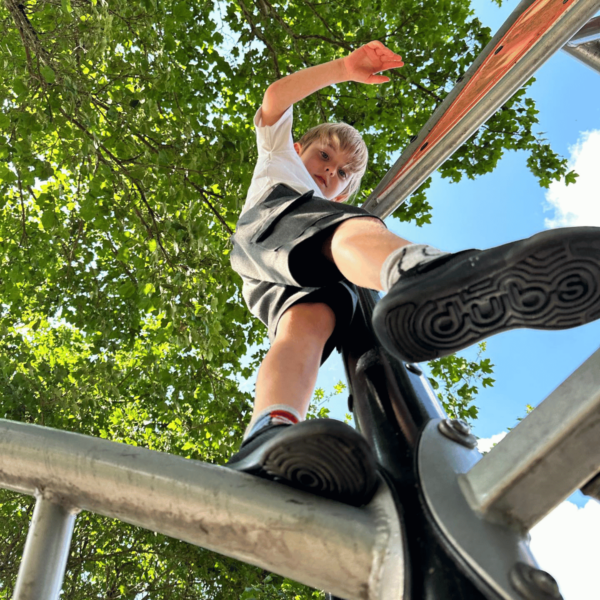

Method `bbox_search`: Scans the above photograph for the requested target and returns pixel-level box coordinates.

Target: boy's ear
[293,142,303,155]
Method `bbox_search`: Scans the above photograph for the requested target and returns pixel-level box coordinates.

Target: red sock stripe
[270,410,299,424]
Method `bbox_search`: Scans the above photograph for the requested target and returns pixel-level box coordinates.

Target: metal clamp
[419,418,551,599]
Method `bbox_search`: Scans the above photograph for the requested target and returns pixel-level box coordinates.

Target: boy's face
[294,141,352,202]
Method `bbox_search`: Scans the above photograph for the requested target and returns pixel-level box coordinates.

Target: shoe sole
[229,420,379,507]
[373,227,600,363]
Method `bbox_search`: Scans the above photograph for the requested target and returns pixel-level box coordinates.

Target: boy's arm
[261,41,404,127]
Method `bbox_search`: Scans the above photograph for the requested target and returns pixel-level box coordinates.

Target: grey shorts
[230,184,383,362]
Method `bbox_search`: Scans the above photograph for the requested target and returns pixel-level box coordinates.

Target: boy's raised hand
[343,41,404,84]
[260,40,402,126]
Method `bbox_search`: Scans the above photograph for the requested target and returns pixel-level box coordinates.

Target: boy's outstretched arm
[261,41,404,127]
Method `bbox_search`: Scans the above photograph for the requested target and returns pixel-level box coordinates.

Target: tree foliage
[0,0,560,595]
[428,342,495,423]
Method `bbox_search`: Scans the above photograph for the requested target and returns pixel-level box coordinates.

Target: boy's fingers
[366,40,386,50]
[367,74,391,84]
[379,61,404,72]
[366,40,402,61]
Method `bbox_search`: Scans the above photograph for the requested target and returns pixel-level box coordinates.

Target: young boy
[228,41,600,506]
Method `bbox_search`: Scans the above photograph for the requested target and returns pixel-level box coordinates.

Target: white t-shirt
[242,105,321,214]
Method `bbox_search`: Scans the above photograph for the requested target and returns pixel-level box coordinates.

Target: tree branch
[106,233,138,286]
[185,177,233,235]
[16,170,27,245]
[237,0,281,78]
[4,0,53,68]
[302,0,346,43]
[391,71,443,103]
[131,180,175,269]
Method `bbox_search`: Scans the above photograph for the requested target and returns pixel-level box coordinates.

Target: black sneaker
[227,420,379,507]
[373,227,600,362]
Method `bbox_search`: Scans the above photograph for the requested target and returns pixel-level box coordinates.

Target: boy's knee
[276,302,336,343]
[322,216,385,261]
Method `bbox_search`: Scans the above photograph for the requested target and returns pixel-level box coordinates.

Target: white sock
[244,404,302,440]
[380,244,447,292]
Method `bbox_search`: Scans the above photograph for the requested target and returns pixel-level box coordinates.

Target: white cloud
[530,499,600,600]
[544,130,600,229]
[477,431,507,453]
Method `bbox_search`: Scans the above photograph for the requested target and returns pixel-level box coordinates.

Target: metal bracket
[418,418,551,600]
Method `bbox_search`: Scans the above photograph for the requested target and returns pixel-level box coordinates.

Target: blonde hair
[298,122,368,200]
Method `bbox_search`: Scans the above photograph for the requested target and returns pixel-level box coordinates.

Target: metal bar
[460,347,600,531]
[562,39,600,73]
[0,419,405,600]
[14,495,77,600]
[363,0,600,219]
[565,14,600,45]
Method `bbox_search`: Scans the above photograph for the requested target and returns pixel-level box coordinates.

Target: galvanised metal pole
[0,419,405,600]
[562,14,600,72]
[562,37,600,72]
[461,347,600,530]
[14,494,77,600]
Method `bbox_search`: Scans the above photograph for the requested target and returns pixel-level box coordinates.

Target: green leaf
[40,66,56,84]
[12,78,28,96]
[41,210,58,230]
[565,170,578,185]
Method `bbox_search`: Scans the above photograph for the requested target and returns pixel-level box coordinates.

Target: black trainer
[227,419,379,507]
[373,227,600,363]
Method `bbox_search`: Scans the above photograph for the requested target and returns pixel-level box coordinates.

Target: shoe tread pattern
[382,234,600,362]
[257,434,377,507]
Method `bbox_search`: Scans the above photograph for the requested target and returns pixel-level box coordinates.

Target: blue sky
[312,2,600,597]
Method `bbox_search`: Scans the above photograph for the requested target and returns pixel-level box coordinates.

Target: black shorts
[230,184,383,362]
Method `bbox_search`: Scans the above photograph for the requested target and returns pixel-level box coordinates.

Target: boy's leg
[323,219,600,362]
[251,301,336,426]
[322,217,446,291]
[322,217,409,290]
[228,301,379,506]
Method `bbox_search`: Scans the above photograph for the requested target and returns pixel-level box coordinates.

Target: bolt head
[437,418,477,449]
[532,570,560,596]
[510,562,563,600]
[451,419,471,435]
